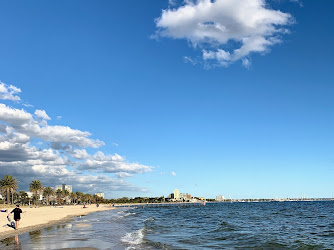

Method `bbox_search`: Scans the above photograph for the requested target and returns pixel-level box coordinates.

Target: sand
[0,205,116,240]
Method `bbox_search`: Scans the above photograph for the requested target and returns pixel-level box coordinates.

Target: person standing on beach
[8,205,23,230]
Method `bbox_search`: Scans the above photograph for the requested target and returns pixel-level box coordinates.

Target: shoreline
[0,205,117,240]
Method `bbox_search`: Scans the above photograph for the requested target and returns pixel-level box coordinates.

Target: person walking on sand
[8,205,23,230]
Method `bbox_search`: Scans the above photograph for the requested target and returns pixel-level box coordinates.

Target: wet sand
[0,205,116,240]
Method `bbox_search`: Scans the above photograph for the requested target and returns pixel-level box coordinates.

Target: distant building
[174,189,180,200]
[216,195,225,201]
[26,192,43,200]
[95,192,104,199]
[168,193,174,199]
[55,184,72,193]
[180,193,192,200]
[26,192,33,198]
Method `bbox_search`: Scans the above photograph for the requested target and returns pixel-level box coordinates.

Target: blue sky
[0,0,333,199]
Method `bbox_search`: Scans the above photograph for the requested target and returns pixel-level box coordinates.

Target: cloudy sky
[0,0,333,199]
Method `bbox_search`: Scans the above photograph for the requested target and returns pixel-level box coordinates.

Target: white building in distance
[55,184,72,193]
[216,195,225,201]
[174,189,180,200]
[26,192,43,201]
[95,193,104,199]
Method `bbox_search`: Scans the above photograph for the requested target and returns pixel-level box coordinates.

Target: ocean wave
[121,228,145,246]
[78,219,89,222]
[117,212,136,219]
[143,217,155,222]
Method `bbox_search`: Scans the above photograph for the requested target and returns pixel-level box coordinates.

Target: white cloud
[0,82,154,196]
[77,152,153,174]
[28,125,105,148]
[289,0,303,7]
[63,175,147,193]
[116,172,133,178]
[35,109,51,120]
[155,0,293,67]
[23,103,33,108]
[0,103,104,148]
[68,148,90,159]
[171,171,176,176]
[0,103,33,126]
[0,81,21,101]
[242,58,251,69]
[184,56,199,65]
[168,0,177,6]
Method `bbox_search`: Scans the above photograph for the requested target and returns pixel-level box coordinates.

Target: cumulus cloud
[0,81,21,101]
[0,103,104,148]
[0,82,154,196]
[35,109,51,120]
[155,0,293,67]
[171,171,176,176]
[0,103,33,127]
[0,144,70,175]
[76,152,152,174]
[63,175,147,193]
[116,172,133,178]
[68,148,90,160]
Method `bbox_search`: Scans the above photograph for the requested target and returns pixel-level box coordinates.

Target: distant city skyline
[0,1,333,199]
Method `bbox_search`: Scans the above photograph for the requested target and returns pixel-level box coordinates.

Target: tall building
[174,189,180,200]
[55,184,72,193]
[95,192,104,199]
[63,184,72,193]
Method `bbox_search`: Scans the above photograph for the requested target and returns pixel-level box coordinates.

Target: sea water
[1,201,334,249]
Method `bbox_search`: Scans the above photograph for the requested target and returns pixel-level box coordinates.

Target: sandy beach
[0,205,116,240]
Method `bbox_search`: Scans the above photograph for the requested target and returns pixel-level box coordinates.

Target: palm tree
[0,175,18,205]
[29,180,43,206]
[93,194,98,204]
[18,191,29,204]
[56,189,63,205]
[76,192,84,204]
[84,194,93,205]
[70,192,77,204]
[43,187,55,205]
[63,189,70,204]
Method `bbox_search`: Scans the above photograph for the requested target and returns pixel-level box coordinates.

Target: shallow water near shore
[1,201,334,249]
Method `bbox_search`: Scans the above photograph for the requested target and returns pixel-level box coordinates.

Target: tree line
[0,175,187,205]
[0,175,105,205]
